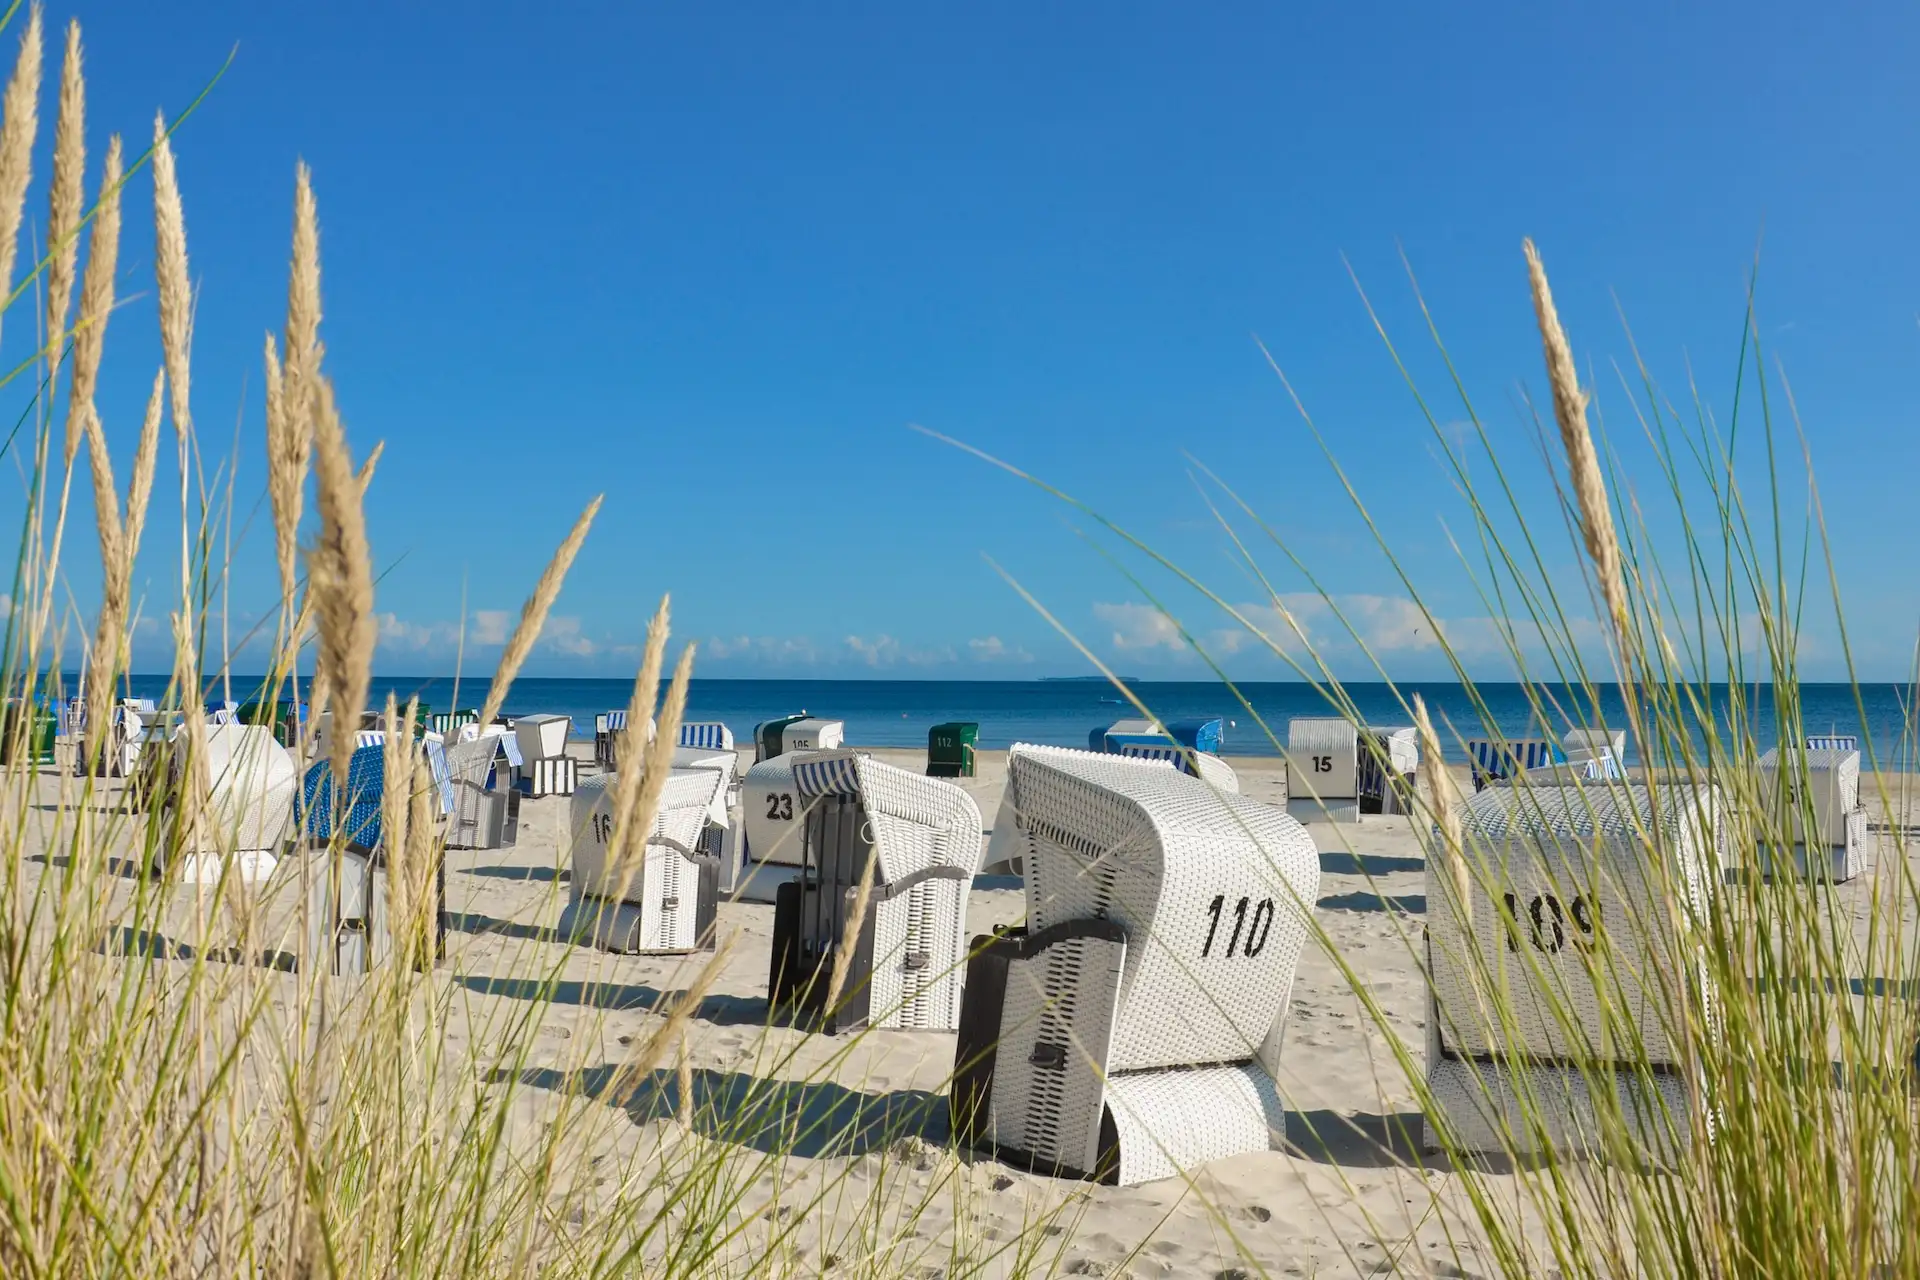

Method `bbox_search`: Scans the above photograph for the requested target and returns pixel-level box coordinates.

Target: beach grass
[0,5,1915,1277]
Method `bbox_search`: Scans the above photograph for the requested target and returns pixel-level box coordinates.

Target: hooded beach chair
[146,724,298,883]
[560,766,728,954]
[1465,737,1564,791]
[293,738,450,974]
[1116,740,1240,793]
[753,714,843,763]
[951,745,1320,1185]
[767,750,982,1033]
[1286,717,1364,822]
[1562,727,1626,772]
[1357,726,1418,815]
[1423,780,1723,1157]
[1756,744,1865,881]
[672,744,740,884]
[444,732,523,850]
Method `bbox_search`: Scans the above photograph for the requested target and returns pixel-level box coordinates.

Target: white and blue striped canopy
[1807,734,1858,752]
[604,709,628,731]
[679,721,734,750]
[793,752,863,799]
[1466,738,1562,782]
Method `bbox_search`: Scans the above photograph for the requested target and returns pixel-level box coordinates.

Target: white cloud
[470,610,510,646]
[967,635,1033,664]
[843,635,957,667]
[1092,602,1188,652]
[543,615,595,657]
[376,613,460,652]
[705,634,823,665]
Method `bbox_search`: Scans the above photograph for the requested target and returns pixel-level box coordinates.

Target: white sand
[35,744,1920,1276]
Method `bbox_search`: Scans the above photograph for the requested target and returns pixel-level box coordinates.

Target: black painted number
[592,811,612,843]
[765,792,793,820]
[1311,755,1332,773]
[1203,894,1277,958]
[1501,891,1600,954]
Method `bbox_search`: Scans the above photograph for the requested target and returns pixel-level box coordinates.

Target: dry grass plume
[1524,238,1630,645]
[0,6,40,354]
[307,375,375,787]
[43,18,80,370]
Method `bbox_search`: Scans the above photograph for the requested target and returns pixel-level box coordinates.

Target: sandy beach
[18,739,1900,1278]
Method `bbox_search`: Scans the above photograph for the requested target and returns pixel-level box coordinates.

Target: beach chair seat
[1423,781,1722,1157]
[768,750,981,1033]
[1756,745,1864,882]
[444,734,522,850]
[1115,740,1240,793]
[151,724,298,883]
[560,767,727,954]
[1464,737,1564,792]
[952,745,1319,1185]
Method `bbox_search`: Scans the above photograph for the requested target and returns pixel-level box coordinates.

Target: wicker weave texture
[991,933,1127,1176]
[1562,728,1627,766]
[1011,748,1319,1074]
[175,725,296,855]
[565,768,724,952]
[1426,783,1720,1070]
[1757,746,1861,848]
[1422,981,1693,1157]
[790,750,982,1029]
[740,754,810,867]
[1105,1062,1286,1185]
[1288,717,1358,802]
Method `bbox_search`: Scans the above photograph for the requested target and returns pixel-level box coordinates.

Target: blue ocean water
[113,676,1919,768]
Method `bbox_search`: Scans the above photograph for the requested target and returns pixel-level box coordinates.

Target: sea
[109,676,1920,769]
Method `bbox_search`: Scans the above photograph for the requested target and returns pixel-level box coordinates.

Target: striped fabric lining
[679,721,734,750]
[1807,735,1859,752]
[793,752,863,799]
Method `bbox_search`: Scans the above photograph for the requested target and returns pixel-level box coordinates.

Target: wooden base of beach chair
[1286,796,1359,825]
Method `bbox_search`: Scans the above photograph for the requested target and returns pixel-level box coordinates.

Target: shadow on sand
[506,1062,947,1157]
[462,864,568,883]
[1318,851,1424,877]
[452,973,776,1027]
[1316,890,1425,915]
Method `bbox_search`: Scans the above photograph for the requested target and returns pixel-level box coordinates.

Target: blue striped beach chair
[594,709,629,767]
[679,721,734,752]
[1465,738,1564,792]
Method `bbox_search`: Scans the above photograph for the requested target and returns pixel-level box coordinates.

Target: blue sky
[20,1,1920,680]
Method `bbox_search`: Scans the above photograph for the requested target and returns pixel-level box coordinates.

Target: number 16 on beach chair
[561,766,729,953]
[951,745,1320,1185]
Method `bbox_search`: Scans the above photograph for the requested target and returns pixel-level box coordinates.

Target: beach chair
[672,744,741,885]
[1464,738,1564,791]
[927,721,979,778]
[1357,726,1419,815]
[1115,740,1240,793]
[679,721,734,751]
[767,750,981,1033]
[951,745,1320,1185]
[1756,745,1865,882]
[1562,727,1626,772]
[514,713,571,763]
[151,724,298,883]
[560,766,728,954]
[753,714,843,763]
[1286,717,1363,823]
[1423,781,1722,1157]
[53,697,83,773]
[444,733,522,850]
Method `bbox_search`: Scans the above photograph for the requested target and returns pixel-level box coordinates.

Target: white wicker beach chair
[768,750,981,1033]
[1562,727,1626,771]
[984,744,1178,877]
[1115,741,1240,793]
[515,713,571,763]
[444,734,522,850]
[1423,780,1722,1157]
[1286,717,1361,823]
[1357,726,1418,815]
[953,745,1320,1185]
[560,766,727,953]
[672,744,740,883]
[159,724,297,883]
[1756,745,1864,881]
